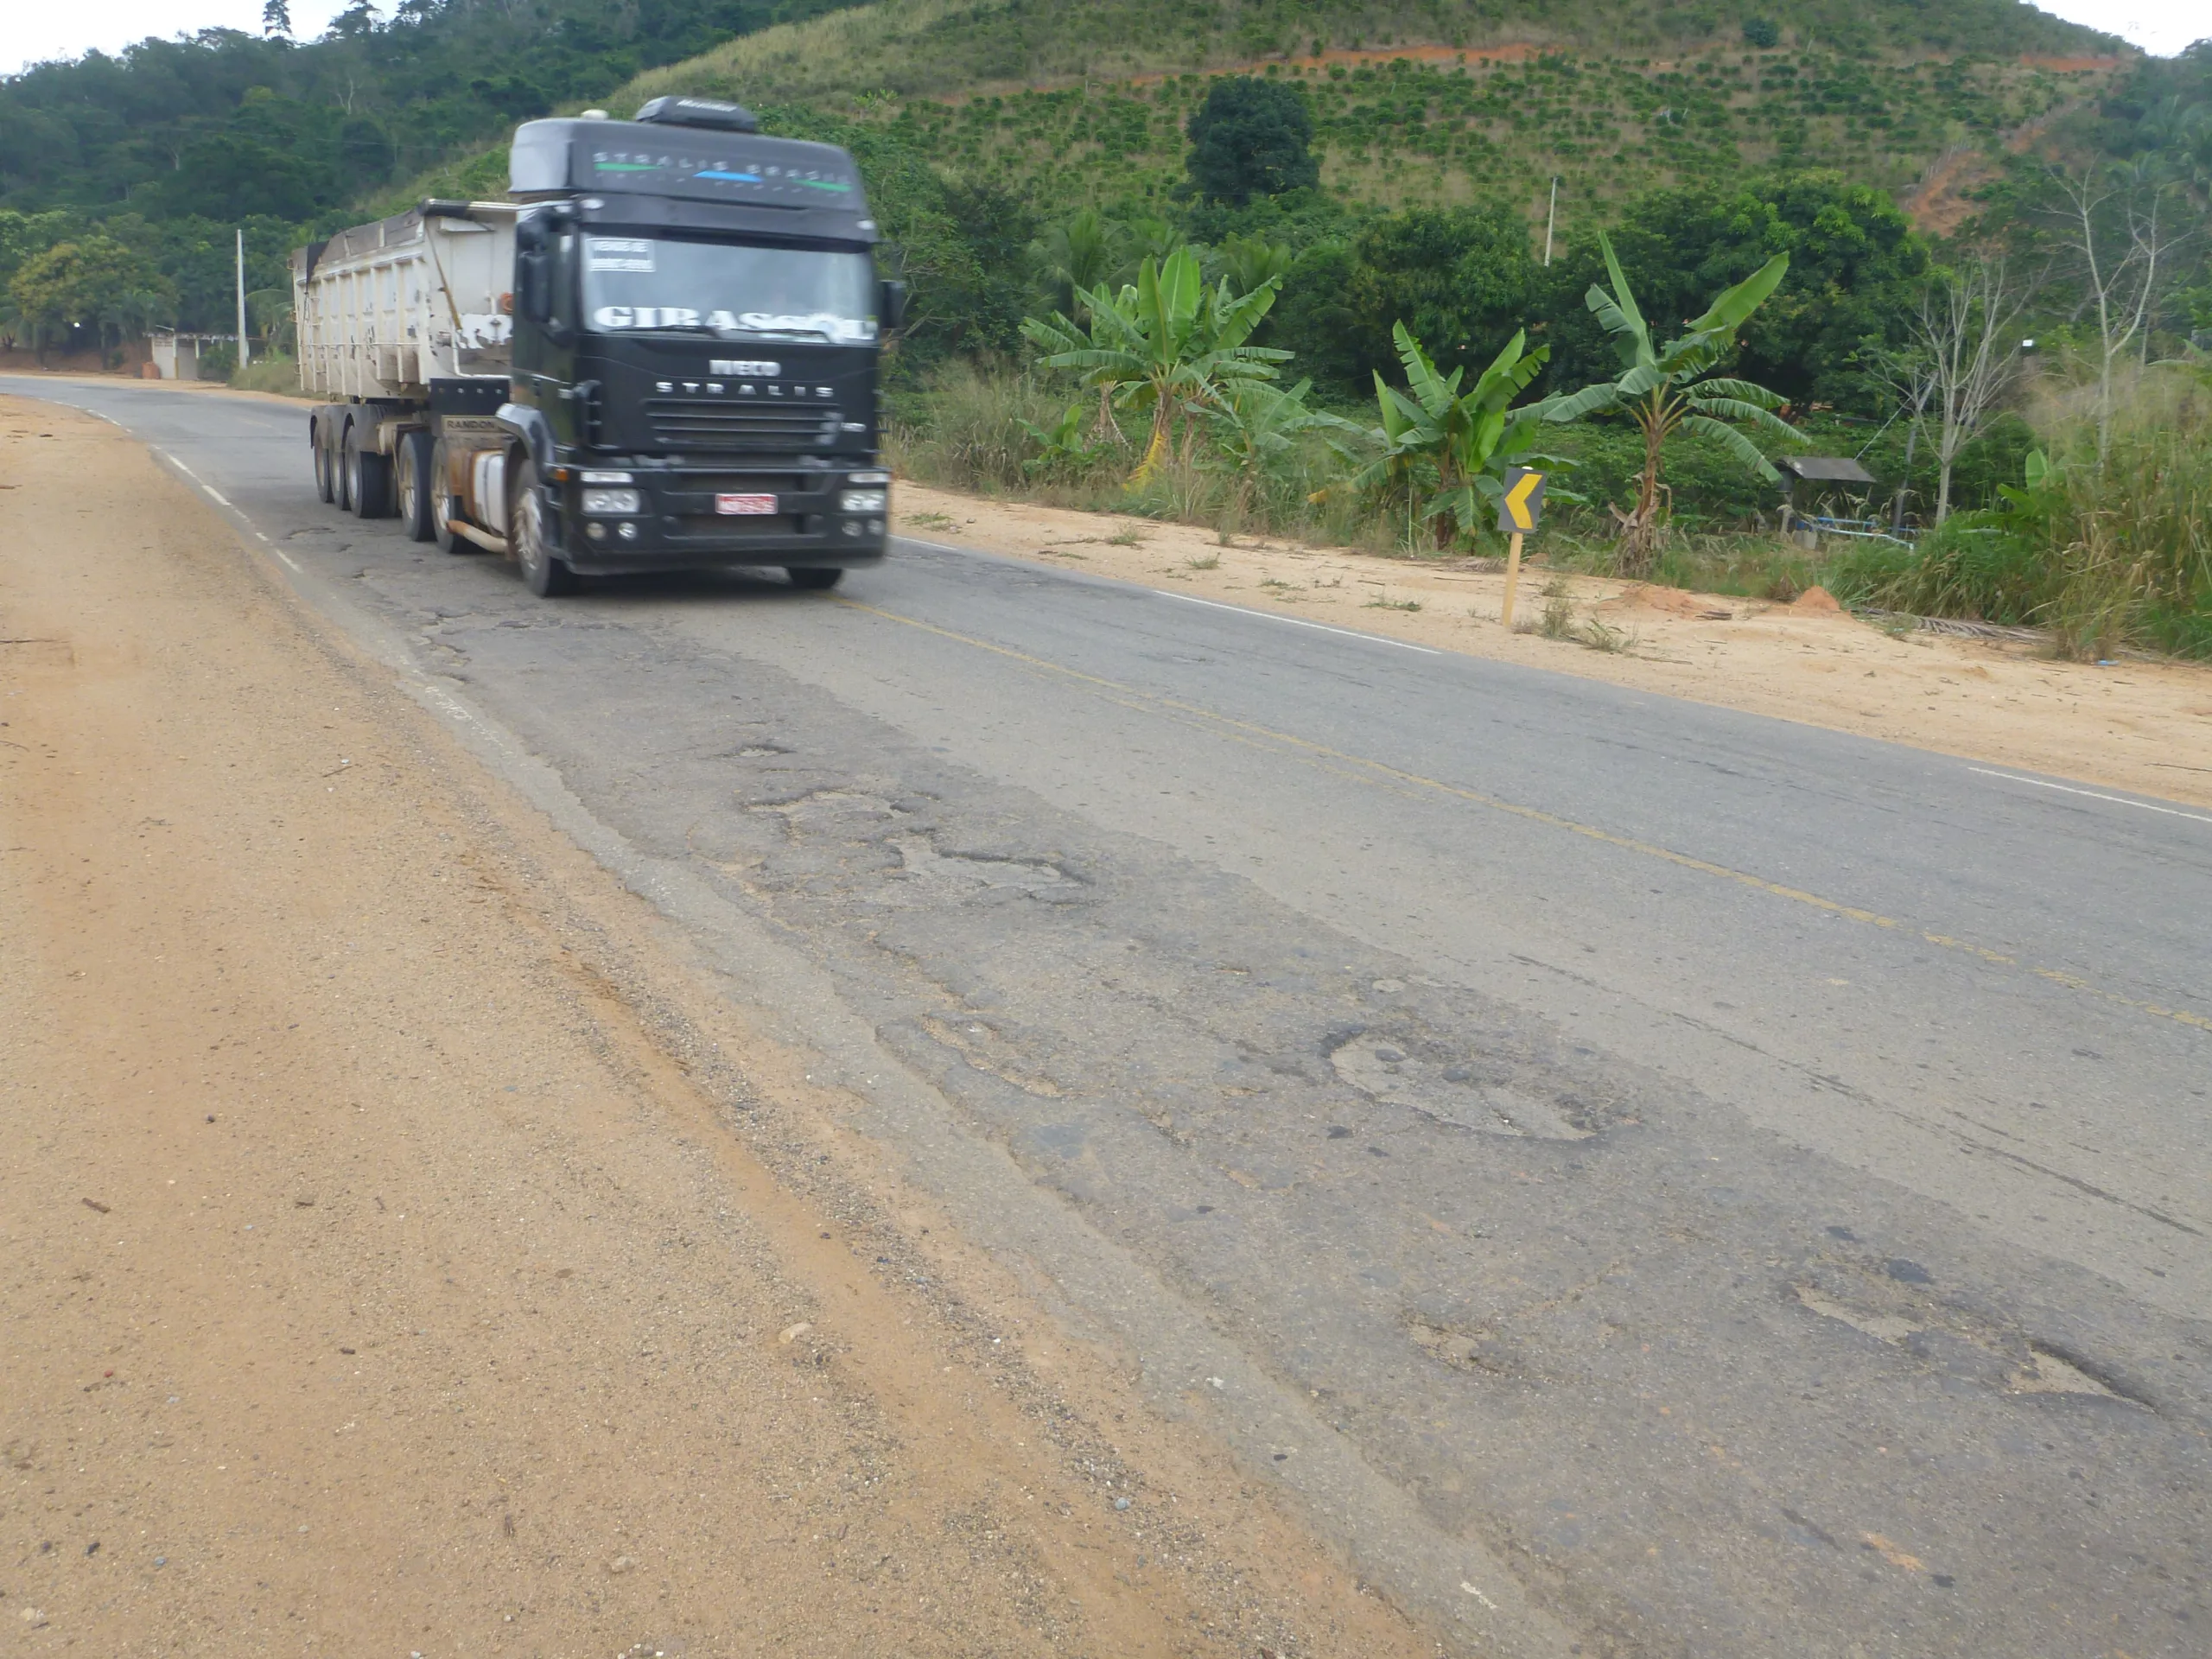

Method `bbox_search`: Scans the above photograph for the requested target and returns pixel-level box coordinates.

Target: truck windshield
[582,238,875,344]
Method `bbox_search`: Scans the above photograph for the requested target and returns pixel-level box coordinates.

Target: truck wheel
[511,460,577,597]
[312,416,337,505]
[429,439,469,555]
[344,423,391,519]
[786,567,843,591]
[333,423,354,512]
[395,430,436,543]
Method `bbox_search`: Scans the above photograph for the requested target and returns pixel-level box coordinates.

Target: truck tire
[312,416,337,505]
[510,459,578,597]
[786,567,843,591]
[429,439,470,555]
[343,423,391,519]
[395,430,436,543]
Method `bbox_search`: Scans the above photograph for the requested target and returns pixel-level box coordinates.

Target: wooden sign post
[1496,468,1546,630]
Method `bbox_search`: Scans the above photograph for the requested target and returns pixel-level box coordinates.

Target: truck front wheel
[511,460,578,597]
[395,430,435,543]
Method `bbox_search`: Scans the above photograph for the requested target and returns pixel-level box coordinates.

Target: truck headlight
[847,469,891,486]
[582,487,643,515]
[839,489,888,514]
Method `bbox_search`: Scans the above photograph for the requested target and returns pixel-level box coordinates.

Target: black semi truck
[295,96,901,595]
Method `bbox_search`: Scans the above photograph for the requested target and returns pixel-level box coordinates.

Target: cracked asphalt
[10,378,2209,1659]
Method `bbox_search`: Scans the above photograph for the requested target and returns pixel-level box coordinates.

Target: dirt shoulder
[895,482,2212,811]
[0,399,1428,1657]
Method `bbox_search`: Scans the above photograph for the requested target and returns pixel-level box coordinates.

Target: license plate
[715,493,778,516]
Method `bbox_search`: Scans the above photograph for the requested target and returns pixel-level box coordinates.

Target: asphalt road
[11,378,2209,1659]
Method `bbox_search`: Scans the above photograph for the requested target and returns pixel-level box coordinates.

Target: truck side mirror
[517,249,551,323]
[880,279,909,333]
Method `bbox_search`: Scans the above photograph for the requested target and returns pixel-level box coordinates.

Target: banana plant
[1017,400,1110,477]
[1350,322,1580,547]
[1023,246,1290,479]
[1550,234,1797,571]
[1205,377,1357,515]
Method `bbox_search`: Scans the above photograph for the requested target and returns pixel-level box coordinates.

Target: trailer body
[295,97,898,594]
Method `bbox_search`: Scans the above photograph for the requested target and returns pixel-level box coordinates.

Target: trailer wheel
[786,567,843,591]
[511,460,577,597]
[312,415,337,505]
[395,430,436,543]
[343,423,391,519]
[429,439,469,554]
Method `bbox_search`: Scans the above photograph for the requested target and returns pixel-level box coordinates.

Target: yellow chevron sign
[1497,467,1546,534]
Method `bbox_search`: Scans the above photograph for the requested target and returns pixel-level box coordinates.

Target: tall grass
[1827,365,2212,658]
[890,362,1402,552]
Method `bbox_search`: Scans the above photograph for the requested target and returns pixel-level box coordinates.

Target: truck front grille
[645,399,840,450]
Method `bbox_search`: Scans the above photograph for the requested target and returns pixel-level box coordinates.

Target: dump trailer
[294,96,902,595]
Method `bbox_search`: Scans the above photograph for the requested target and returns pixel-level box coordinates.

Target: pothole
[1329,1034,1592,1140]
[893,837,1077,894]
[2012,1344,2142,1404]
[1794,1285,1922,1345]
[1408,1320,1516,1376]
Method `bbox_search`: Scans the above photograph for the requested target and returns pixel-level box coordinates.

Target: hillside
[546,1,2133,233]
[620,0,2119,108]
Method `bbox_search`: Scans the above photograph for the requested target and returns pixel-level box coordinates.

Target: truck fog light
[580,470,634,485]
[838,489,888,514]
[582,487,643,515]
[868,518,884,535]
[585,521,607,541]
[848,469,890,486]
[617,521,639,541]
[841,520,861,537]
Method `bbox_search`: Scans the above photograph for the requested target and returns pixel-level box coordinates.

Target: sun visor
[509,118,870,216]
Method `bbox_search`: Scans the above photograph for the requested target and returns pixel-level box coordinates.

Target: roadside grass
[227,354,315,397]
[895,359,2212,663]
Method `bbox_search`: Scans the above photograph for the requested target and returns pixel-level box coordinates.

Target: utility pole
[236,228,251,370]
[1543,177,1558,267]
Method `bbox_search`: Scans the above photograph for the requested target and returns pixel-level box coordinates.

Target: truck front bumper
[549,462,890,575]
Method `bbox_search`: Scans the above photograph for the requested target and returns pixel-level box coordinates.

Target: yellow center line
[835,597,2211,1036]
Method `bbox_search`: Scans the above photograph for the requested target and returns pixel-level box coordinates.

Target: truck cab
[299,96,901,597]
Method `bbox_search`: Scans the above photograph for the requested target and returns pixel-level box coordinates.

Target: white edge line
[1161,589,1442,654]
[201,485,232,508]
[1967,766,2212,827]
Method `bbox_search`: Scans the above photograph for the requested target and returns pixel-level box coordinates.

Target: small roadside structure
[1778,454,1878,548]
[149,329,239,381]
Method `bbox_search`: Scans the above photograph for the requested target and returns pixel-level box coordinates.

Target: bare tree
[1905,253,2031,524]
[2045,162,2187,462]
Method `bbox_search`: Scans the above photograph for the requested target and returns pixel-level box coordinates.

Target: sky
[3,0,2206,79]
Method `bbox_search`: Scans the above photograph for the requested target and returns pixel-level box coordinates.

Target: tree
[10,237,175,364]
[1351,324,1577,547]
[1342,204,1540,388]
[1901,254,2032,524]
[1537,174,1928,411]
[1184,77,1318,207]
[262,0,293,38]
[1033,209,1120,321]
[2043,162,2190,462]
[1550,235,1796,571]
[1217,234,1293,300]
[1024,247,1289,479]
